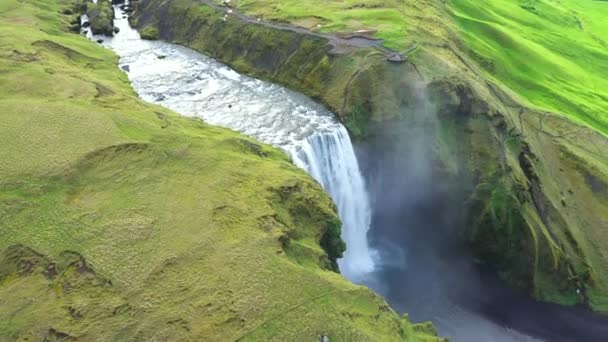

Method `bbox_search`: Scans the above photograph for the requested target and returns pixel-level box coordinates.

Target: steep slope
[0,0,441,340]
[448,0,608,136]
[131,0,608,313]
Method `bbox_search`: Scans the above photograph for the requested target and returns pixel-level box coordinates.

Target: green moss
[139,25,159,40]
[86,0,114,36]
[320,217,347,270]
[467,173,532,279]
[343,103,370,138]
[432,96,607,309]
[448,0,608,136]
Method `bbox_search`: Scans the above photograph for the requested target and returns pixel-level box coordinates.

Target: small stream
[86,6,608,342]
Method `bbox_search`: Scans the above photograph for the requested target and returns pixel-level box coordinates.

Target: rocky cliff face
[131,0,608,313]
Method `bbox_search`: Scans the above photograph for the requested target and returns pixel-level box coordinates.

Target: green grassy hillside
[222,0,608,136]
[0,0,441,340]
[448,0,608,136]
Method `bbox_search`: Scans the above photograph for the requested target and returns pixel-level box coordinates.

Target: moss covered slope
[131,0,608,313]
[0,0,442,340]
[448,0,608,138]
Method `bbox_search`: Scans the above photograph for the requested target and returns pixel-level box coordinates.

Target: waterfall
[291,127,375,280]
[92,14,376,281]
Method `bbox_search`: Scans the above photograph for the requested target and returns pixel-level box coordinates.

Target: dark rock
[82,21,91,28]
[97,39,104,44]
[427,79,489,117]
[583,170,608,195]
[121,65,131,72]
[387,52,405,63]
[113,27,120,34]
[46,328,76,341]
[235,139,267,158]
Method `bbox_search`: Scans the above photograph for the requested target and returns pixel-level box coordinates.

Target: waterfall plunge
[292,127,375,279]
[94,13,376,280]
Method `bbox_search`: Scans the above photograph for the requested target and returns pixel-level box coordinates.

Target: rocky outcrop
[86,0,115,36]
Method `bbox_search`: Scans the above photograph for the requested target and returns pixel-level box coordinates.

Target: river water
[88,10,376,282]
[87,7,608,342]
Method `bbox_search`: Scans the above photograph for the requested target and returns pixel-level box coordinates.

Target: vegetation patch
[86,0,114,35]
[448,0,608,136]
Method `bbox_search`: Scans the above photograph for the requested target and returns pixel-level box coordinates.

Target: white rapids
[90,8,376,281]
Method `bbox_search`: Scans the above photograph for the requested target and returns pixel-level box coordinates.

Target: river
[86,7,608,341]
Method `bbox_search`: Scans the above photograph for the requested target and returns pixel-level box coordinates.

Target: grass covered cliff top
[219,0,608,137]
[0,0,441,340]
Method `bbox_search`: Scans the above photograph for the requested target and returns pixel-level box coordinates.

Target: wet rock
[113,27,120,34]
[82,21,91,28]
[96,39,104,44]
[121,65,130,72]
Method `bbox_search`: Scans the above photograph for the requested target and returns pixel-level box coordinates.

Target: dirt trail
[198,0,388,54]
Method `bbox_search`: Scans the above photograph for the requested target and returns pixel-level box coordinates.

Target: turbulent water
[90,10,375,281]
